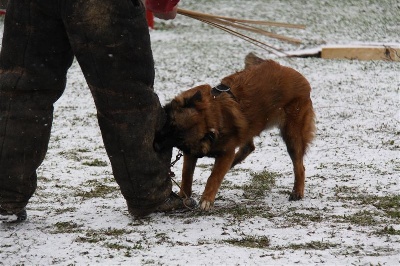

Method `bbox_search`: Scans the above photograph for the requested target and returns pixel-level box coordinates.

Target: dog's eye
[202,132,216,143]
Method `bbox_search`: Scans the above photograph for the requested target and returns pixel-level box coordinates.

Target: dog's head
[154,85,218,157]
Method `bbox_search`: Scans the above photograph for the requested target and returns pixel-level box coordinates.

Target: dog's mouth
[176,144,193,155]
[178,145,207,158]
[154,127,216,158]
[153,137,175,152]
[154,130,188,153]
[176,132,216,158]
[154,138,200,157]
[154,137,209,158]
[153,126,177,152]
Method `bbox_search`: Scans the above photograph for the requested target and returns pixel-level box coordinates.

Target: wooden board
[321,46,400,61]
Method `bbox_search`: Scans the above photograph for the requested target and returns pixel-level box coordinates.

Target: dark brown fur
[155,53,315,210]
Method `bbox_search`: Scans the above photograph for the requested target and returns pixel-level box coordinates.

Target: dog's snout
[154,129,177,152]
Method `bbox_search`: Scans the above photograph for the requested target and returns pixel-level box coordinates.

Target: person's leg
[0,0,74,216]
[62,0,172,216]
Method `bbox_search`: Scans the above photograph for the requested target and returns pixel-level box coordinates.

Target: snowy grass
[1,0,399,265]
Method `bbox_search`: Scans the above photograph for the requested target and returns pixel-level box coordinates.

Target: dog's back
[221,53,312,138]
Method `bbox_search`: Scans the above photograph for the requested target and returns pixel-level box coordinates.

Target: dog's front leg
[179,154,198,198]
[200,150,236,211]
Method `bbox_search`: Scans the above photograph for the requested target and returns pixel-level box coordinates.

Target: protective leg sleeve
[63,0,172,214]
[0,0,74,213]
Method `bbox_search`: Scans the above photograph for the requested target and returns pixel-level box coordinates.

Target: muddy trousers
[0,0,172,215]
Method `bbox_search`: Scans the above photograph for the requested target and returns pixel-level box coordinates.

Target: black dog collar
[211,84,237,101]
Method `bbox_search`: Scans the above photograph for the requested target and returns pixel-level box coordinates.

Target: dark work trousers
[0,0,172,216]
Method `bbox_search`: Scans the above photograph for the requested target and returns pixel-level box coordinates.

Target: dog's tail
[244,52,265,69]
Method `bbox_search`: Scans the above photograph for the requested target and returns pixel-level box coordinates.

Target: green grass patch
[375,225,400,236]
[333,193,400,222]
[82,158,108,167]
[75,181,117,198]
[367,195,400,219]
[243,170,277,199]
[75,228,142,253]
[287,241,339,250]
[54,207,77,215]
[338,210,379,226]
[52,221,83,234]
[224,235,270,249]
[286,212,324,226]
[58,150,82,162]
[103,228,130,236]
[76,232,106,244]
[104,242,142,251]
[75,228,130,244]
[190,204,275,221]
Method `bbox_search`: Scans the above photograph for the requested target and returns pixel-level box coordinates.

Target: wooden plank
[321,46,400,61]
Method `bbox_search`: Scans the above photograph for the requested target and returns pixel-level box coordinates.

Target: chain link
[168,150,183,178]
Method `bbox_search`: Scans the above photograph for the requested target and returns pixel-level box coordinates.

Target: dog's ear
[244,52,264,69]
[167,99,181,113]
[184,90,202,108]
[154,102,179,152]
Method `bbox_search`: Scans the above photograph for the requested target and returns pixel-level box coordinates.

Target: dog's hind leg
[231,140,255,168]
[281,99,315,201]
[179,154,198,198]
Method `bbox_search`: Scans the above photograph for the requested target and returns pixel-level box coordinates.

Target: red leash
[146,10,154,29]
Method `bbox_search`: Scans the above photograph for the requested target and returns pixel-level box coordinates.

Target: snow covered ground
[1,0,399,265]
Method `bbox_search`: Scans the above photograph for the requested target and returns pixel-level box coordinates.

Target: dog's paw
[199,200,214,211]
[289,191,304,201]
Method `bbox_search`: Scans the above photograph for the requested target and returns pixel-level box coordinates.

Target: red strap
[146,10,154,29]
[145,0,179,13]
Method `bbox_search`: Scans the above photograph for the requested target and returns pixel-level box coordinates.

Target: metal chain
[168,150,183,178]
[167,150,195,209]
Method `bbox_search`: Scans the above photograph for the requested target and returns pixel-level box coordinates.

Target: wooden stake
[321,46,400,61]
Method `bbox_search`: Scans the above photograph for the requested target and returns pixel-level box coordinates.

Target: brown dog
[154,53,315,210]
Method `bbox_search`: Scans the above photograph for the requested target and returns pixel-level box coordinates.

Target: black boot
[0,208,27,223]
[156,192,197,212]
